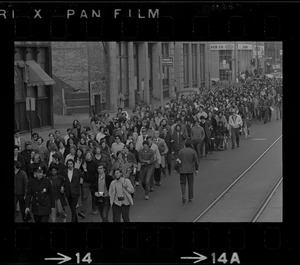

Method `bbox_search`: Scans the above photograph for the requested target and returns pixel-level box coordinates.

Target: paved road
[256,182,282,222]
[77,117,282,222]
[16,115,282,223]
[197,137,282,222]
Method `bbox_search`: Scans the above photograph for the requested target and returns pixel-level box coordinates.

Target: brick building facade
[51,41,210,113]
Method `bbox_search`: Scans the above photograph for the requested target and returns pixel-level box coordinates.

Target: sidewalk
[21,109,134,141]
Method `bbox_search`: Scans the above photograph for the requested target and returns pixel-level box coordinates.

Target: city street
[17,116,281,223]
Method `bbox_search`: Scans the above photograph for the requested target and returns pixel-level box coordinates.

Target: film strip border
[5,224,286,264]
[0,2,294,40]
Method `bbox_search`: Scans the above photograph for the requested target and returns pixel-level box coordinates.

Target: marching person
[191,119,205,160]
[147,136,161,191]
[153,131,168,185]
[138,140,155,200]
[177,139,199,203]
[109,169,135,222]
[91,164,113,222]
[24,166,55,223]
[14,160,28,222]
[48,164,67,222]
[62,159,85,222]
[228,108,243,149]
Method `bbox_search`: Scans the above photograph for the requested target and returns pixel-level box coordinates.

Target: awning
[24,60,55,87]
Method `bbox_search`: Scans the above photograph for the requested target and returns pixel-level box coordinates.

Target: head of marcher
[25,141,32,150]
[14,160,21,173]
[184,139,193,149]
[143,140,150,150]
[114,169,122,180]
[34,166,44,180]
[49,164,58,176]
[200,116,206,123]
[85,151,93,161]
[97,164,105,175]
[67,159,74,171]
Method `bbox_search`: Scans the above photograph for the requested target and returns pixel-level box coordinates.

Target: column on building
[138,42,150,104]
[188,43,193,88]
[174,42,182,94]
[204,43,210,88]
[107,42,119,111]
[196,43,201,88]
[151,42,162,108]
[127,42,136,109]
[169,42,176,99]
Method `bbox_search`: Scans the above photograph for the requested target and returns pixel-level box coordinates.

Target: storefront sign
[210,44,234,50]
[238,44,253,50]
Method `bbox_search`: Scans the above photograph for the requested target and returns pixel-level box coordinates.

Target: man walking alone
[177,139,199,203]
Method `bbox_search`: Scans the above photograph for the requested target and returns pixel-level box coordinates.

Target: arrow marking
[45,253,72,264]
[181,252,207,264]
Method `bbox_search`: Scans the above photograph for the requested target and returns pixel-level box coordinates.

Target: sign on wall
[161,57,174,67]
[210,44,234,50]
[237,44,253,50]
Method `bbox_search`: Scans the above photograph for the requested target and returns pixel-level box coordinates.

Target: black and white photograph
[14,41,282,222]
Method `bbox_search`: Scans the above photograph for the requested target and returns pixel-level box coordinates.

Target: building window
[219,69,230,81]
[192,44,197,88]
[118,42,129,97]
[219,50,232,81]
[199,44,205,87]
[162,43,170,97]
[183,44,189,88]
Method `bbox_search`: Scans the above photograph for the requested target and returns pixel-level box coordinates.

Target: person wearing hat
[14,160,28,222]
[20,141,34,176]
[48,164,67,222]
[25,166,55,222]
[138,140,155,200]
[29,153,48,180]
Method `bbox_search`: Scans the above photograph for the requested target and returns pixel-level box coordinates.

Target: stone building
[51,41,210,113]
[14,42,55,133]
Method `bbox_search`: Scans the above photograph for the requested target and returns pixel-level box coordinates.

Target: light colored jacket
[228,114,243,129]
[109,177,134,206]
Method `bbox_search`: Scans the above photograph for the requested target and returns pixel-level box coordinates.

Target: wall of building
[209,50,220,79]
[14,42,53,132]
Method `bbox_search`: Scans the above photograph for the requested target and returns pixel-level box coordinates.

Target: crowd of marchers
[14,76,282,222]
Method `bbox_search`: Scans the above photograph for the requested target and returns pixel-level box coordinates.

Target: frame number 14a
[211,253,240,264]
